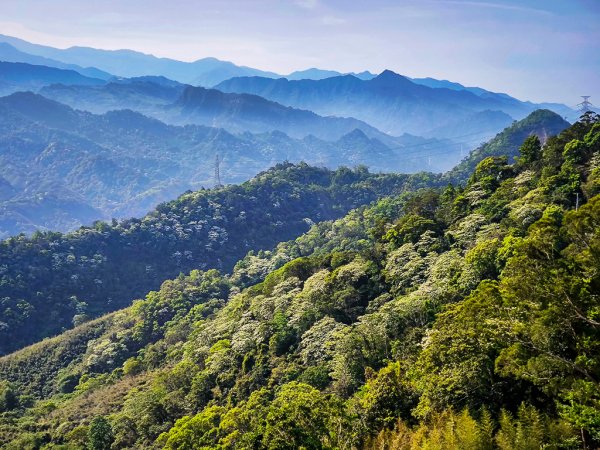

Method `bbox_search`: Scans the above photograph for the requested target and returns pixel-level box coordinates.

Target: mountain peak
[371,69,413,87]
[375,69,404,80]
[339,128,370,142]
[0,91,79,127]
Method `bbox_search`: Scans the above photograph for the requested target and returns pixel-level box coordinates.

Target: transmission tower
[214,153,223,188]
[577,96,593,113]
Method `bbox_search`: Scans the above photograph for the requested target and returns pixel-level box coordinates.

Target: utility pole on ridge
[214,153,223,188]
[577,96,593,113]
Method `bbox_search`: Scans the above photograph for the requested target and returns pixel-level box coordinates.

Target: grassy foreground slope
[0,113,597,448]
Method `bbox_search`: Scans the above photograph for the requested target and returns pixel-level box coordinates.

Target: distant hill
[286,68,376,80]
[411,75,576,120]
[0,61,105,95]
[40,76,188,115]
[215,70,576,146]
[0,91,456,236]
[0,34,279,86]
[0,42,113,79]
[0,34,380,87]
[445,109,570,182]
[165,85,397,141]
[41,79,405,142]
[411,76,501,97]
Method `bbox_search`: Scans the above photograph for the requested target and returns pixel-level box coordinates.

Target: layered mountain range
[0,90,462,237]
[214,71,575,142]
[0,34,576,238]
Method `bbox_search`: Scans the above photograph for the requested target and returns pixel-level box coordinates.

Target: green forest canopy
[0,112,598,448]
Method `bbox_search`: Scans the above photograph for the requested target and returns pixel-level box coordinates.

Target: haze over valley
[0,33,583,237]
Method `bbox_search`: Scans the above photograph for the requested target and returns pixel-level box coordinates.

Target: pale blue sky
[0,0,598,104]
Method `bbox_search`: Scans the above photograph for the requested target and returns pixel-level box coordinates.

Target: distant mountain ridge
[0,91,460,237]
[0,34,279,86]
[0,35,378,86]
[166,85,396,141]
[0,33,575,124]
[410,75,576,118]
[0,42,113,80]
[0,34,577,146]
[40,74,188,115]
[32,71,402,143]
[0,61,105,96]
[286,68,376,80]
[214,70,575,146]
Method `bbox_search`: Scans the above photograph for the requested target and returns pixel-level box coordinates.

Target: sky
[0,0,598,104]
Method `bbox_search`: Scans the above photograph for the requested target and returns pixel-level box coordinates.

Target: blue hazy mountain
[164,85,403,141]
[0,34,279,86]
[0,42,113,80]
[0,34,380,86]
[0,34,575,128]
[411,75,575,120]
[40,75,188,115]
[410,76,494,96]
[0,91,458,236]
[286,68,376,80]
[39,78,401,142]
[0,61,106,95]
[214,70,575,146]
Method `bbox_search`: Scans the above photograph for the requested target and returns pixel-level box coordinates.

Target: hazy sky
[0,0,598,104]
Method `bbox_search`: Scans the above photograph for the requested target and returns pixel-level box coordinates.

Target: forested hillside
[445,108,570,181]
[0,109,565,355]
[0,113,597,449]
[0,164,435,355]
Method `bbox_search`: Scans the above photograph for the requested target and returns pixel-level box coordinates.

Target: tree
[160,406,225,450]
[410,282,510,418]
[496,197,600,443]
[262,382,342,449]
[518,135,542,165]
[0,381,18,412]
[88,416,114,450]
[350,361,416,433]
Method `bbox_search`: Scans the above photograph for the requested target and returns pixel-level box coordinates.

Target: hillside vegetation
[0,109,566,355]
[0,163,435,354]
[0,112,597,449]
